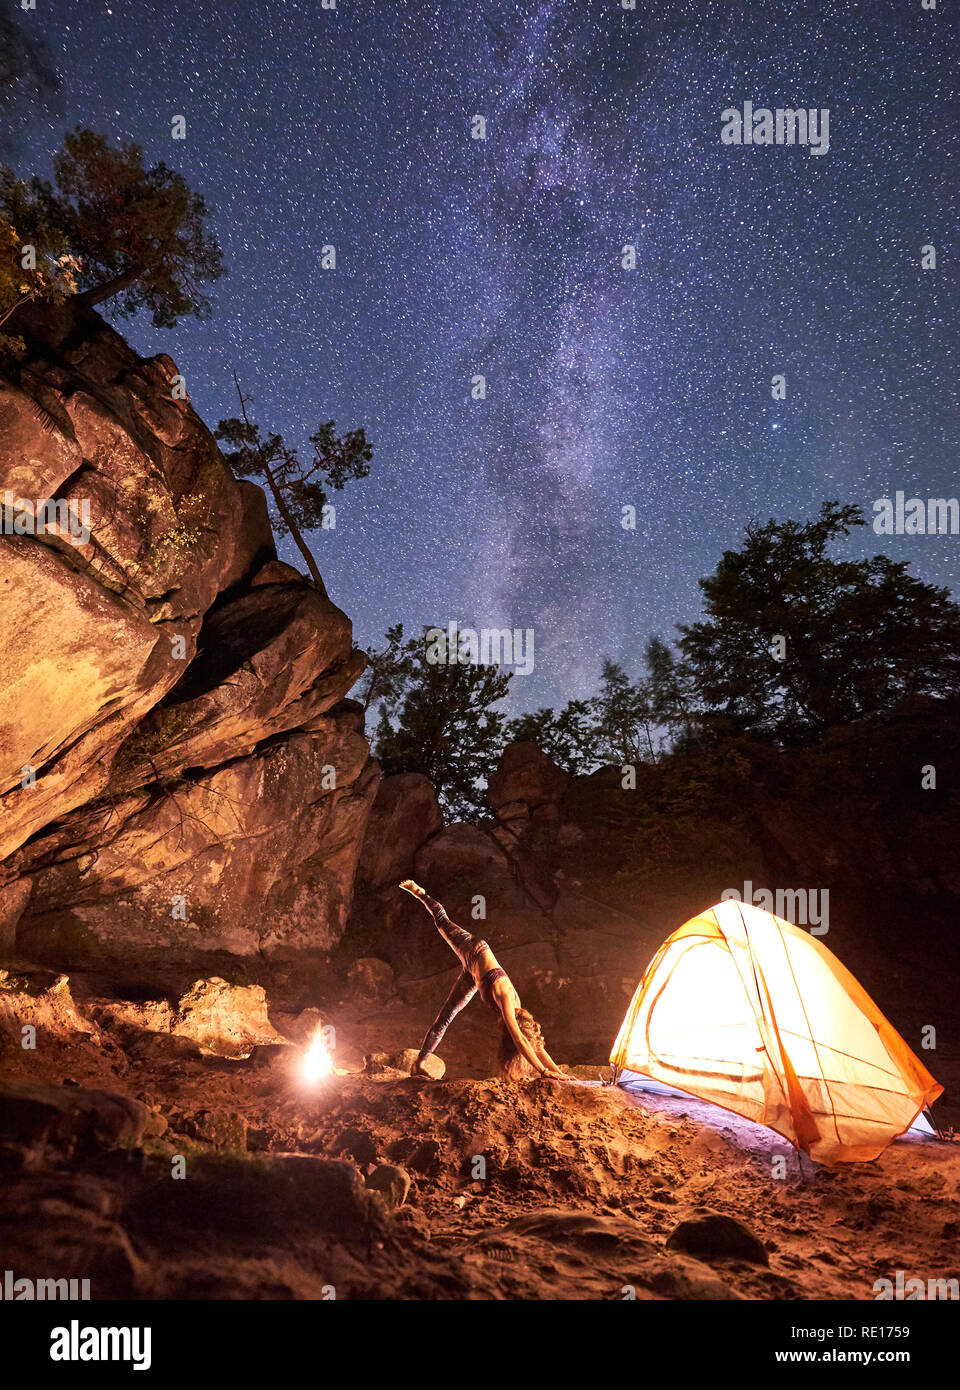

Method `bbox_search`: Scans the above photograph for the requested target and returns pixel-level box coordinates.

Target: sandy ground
[1,971,957,1301]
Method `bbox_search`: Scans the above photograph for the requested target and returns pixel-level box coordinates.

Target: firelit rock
[356,773,442,888]
[1,304,379,980]
[171,978,285,1058]
[366,1163,412,1209]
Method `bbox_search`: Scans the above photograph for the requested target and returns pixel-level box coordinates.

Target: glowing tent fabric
[610,900,942,1164]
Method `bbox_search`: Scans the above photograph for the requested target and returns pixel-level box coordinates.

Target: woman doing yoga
[399,879,566,1081]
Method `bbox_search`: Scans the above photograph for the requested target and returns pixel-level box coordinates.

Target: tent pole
[923,1106,944,1139]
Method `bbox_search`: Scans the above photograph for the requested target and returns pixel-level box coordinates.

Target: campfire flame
[301,1022,334,1083]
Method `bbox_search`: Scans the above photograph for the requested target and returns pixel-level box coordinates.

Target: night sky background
[6,0,959,713]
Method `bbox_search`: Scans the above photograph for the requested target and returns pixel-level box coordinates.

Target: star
[10,0,958,712]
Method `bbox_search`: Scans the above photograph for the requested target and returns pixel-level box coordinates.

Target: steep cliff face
[0,304,378,979]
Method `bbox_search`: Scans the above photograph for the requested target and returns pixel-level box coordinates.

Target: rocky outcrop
[0,1079,149,1162]
[487,740,569,828]
[0,304,378,979]
[357,772,442,889]
[345,744,645,1061]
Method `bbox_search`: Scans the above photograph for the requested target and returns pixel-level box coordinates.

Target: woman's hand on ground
[539,1066,567,1081]
[399,879,424,897]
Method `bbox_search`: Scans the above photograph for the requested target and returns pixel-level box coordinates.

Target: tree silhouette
[678,501,960,742]
[216,376,371,599]
[1,127,224,327]
[369,624,512,817]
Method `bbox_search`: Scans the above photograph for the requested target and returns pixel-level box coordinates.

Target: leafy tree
[588,658,661,765]
[503,699,597,776]
[677,501,960,742]
[0,172,78,354]
[216,376,372,599]
[369,625,512,817]
[503,654,675,774]
[1,127,224,327]
[644,634,697,741]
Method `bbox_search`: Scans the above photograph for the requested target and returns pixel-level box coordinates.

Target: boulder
[398,1048,445,1079]
[15,709,380,974]
[665,1211,769,1265]
[0,969,97,1043]
[127,1153,386,1240]
[250,559,305,586]
[365,1163,411,1209]
[109,581,364,786]
[362,1048,444,1080]
[171,978,286,1059]
[487,742,569,822]
[357,773,443,888]
[0,1080,148,1161]
[186,1109,248,1151]
[347,957,395,1002]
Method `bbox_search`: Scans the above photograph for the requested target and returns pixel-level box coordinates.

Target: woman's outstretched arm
[535,1042,566,1078]
[499,996,549,1076]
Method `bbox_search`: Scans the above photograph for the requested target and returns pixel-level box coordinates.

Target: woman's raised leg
[402,881,478,968]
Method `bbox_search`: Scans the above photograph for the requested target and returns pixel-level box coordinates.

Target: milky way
[10,0,960,710]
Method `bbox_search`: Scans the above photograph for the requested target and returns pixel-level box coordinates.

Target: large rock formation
[0,304,378,981]
[487,740,569,830]
[345,746,643,1061]
[357,772,443,890]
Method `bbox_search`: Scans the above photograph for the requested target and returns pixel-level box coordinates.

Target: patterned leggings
[416,894,481,1061]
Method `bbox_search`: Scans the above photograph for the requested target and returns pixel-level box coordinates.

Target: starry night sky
[8,0,960,712]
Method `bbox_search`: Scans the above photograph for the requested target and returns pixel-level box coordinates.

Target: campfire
[300,1021,334,1084]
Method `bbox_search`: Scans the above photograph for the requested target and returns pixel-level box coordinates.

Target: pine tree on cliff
[215,377,372,600]
[1,127,224,327]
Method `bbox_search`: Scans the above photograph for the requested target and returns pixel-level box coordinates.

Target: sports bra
[478,965,508,1012]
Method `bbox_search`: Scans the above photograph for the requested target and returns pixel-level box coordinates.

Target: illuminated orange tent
[610,900,942,1164]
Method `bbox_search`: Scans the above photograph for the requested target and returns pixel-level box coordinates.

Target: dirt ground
[1,969,957,1301]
